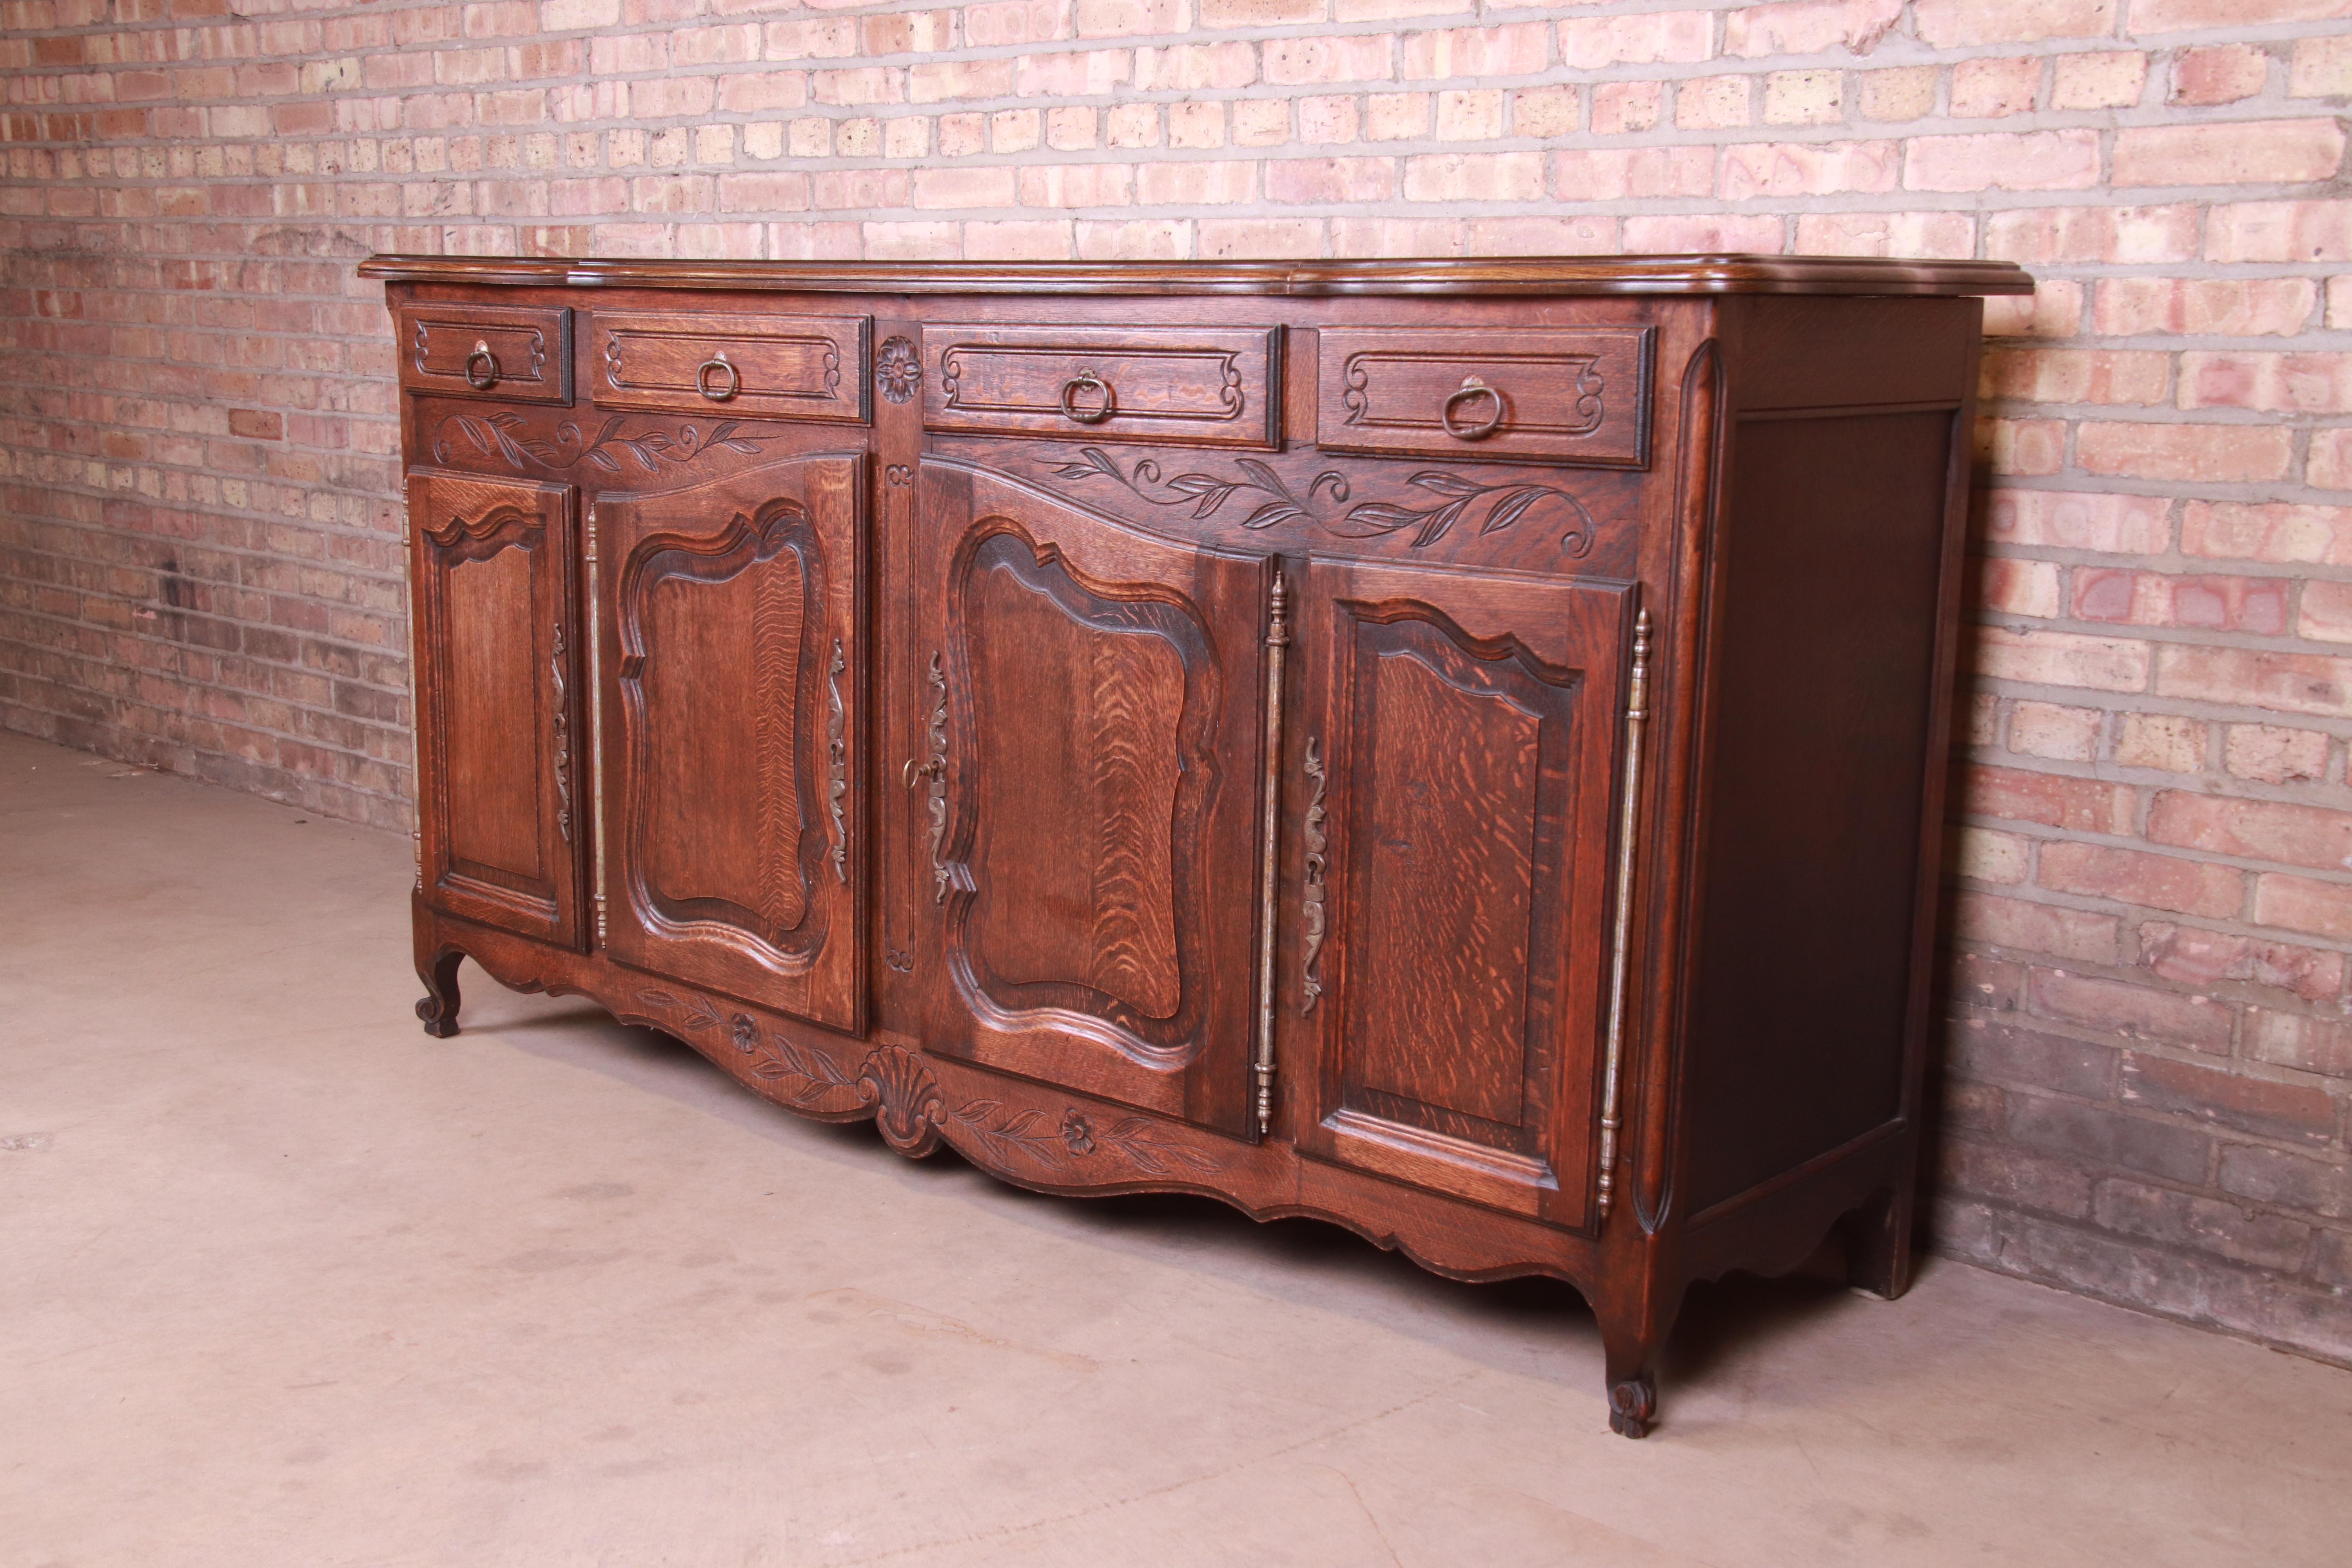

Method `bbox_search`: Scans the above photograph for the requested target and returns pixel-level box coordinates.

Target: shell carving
[858,1044,943,1155]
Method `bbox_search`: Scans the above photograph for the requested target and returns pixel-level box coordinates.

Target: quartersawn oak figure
[368,252,2031,1439]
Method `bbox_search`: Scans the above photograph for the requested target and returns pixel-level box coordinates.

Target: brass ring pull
[697,353,740,402]
[1059,369,1116,425]
[1440,377,1504,440]
[463,341,499,390]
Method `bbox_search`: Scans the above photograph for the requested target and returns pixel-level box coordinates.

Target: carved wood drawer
[1317,327,1653,468]
[921,323,1281,448]
[397,302,572,405]
[590,310,870,422]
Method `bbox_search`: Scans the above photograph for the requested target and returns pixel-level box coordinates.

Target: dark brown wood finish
[595,452,866,1035]
[407,469,583,958]
[375,254,2030,1442]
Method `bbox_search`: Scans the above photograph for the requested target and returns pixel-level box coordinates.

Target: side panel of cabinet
[409,470,584,948]
[596,453,866,1035]
[1299,560,1629,1230]
[915,459,1267,1137]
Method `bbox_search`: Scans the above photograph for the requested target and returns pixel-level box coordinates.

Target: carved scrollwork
[875,336,921,405]
[431,411,782,475]
[826,638,848,882]
[1051,446,1596,556]
[1301,736,1327,1013]
[550,620,572,844]
[924,651,950,904]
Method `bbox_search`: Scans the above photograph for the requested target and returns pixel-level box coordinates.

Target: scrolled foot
[416,948,463,1038]
[1608,1374,1656,1439]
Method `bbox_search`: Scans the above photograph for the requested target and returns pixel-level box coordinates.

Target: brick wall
[4,0,2350,1360]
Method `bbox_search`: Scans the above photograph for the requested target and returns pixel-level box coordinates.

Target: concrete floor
[3,728,2348,1566]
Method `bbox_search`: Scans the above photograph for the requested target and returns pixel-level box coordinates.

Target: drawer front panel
[1318,327,1652,468]
[592,310,869,422]
[922,324,1280,448]
[398,303,572,405]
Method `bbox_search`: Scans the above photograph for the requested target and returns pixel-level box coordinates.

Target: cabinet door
[1299,560,1631,1229]
[596,454,865,1034]
[915,459,1270,1136]
[409,470,584,948]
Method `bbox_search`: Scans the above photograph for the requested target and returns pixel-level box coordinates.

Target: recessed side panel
[1302,560,1629,1230]
[1682,410,1955,1217]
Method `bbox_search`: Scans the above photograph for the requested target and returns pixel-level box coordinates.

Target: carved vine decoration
[633,989,859,1109]
[1049,446,1596,555]
[923,652,950,904]
[826,639,848,882]
[628,988,1228,1176]
[550,621,572,844]
[432,412,782,475]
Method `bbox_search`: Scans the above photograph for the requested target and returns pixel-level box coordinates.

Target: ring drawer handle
[463,341,500,390]
[697,352,740,402]
[1440,377,1503,441]
[1060,369,1116,425]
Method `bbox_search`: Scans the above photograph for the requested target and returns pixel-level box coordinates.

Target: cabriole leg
[416,947,463,1038]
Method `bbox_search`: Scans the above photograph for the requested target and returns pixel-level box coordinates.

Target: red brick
[2207,200,2352,263]
[2076,421,2295,483]
[1940,1136,2094,1218]
[1953,891,2123,965]
[2095,278,2316,338]
[1987,490,2171,554]
[1723,0,1904,57]
[1914,0,2115,45]
[2141,921,2345,1002]
[1974,627,2151,692]
[2122,1052,2339,1145]
[2171,45,2272,106]
[2093,1180,2312,1270]
[2249,1009,2352,1078]
[2154,645,2352,720]
[2132,0,2352,29]
[2254,873,2352,941]
[2149,791,2352,873]
[2183,501,2352,564]
[2031,968,2236,1050]
[2038,842,2245,919]
[2069,570,2287,635]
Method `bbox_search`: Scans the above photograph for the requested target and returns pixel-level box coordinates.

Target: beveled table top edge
[358,253,2036,297]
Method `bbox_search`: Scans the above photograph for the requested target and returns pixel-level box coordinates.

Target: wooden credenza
[361,254,2031,1437]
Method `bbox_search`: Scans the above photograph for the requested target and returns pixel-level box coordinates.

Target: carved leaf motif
[1100,1116,1225,1175]
[948,1098,1068,1168]
[1050,449,1584,553]
[430,412,779,476]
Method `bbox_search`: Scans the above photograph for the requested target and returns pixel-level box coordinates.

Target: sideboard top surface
[358,253,2034,298]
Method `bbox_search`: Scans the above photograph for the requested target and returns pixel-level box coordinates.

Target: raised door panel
[1300,560,1630,1229]
[916,459,1268,1137]
[409,470,583,947]
[598,453,864,1034]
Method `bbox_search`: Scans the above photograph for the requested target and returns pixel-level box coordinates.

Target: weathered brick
[2094,1179,2312,1271]
[1915,0,2115,46]
[2038,842,2245,920]
[2254,872,2352,942]
[2010,1096,2212,1184]
[2224,723,2331,782]
[2122,1052,2340,1145]
[2218,1144,2352,1220]
[2030,967,2236,1050]
[2140,921,2345,1002]
[1952,890,2123,965]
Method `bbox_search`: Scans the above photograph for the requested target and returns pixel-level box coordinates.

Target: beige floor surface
[4,728,2348,1567]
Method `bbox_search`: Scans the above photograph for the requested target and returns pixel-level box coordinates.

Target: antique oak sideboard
[360,254,2033,1437]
